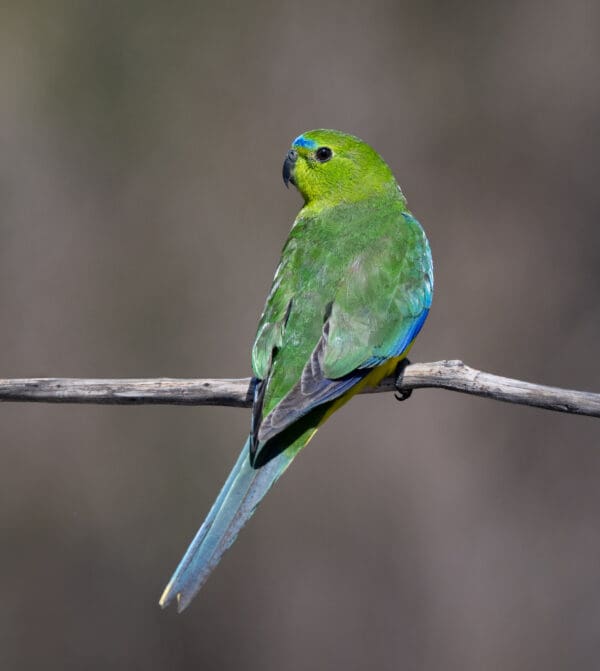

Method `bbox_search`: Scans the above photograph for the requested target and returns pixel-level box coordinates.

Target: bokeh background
[1,2,600,669]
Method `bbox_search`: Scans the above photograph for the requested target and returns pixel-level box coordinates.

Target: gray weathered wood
[0,360,598,418]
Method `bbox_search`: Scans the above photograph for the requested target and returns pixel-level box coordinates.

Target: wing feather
[253,209,433,453]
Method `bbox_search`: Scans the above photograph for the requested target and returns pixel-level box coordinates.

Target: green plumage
[252,131,432,451]
[159,130,433,612]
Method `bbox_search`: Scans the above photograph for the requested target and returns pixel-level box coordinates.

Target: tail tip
[159,581,192,614]
[158,579,176,610]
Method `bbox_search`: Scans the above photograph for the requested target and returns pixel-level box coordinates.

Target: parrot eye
[315,147,333,162]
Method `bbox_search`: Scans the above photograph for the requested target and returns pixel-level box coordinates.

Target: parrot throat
[299,180,405,216]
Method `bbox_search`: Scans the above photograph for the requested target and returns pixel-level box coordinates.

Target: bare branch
[0,376,254,407]
[0,360,598,418]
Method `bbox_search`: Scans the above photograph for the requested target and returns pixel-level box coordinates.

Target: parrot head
[283,129,398,206]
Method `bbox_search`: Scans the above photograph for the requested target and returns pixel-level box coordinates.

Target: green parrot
[159,129,433,612]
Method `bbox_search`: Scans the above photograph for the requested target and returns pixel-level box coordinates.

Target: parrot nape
[159,129,433,612]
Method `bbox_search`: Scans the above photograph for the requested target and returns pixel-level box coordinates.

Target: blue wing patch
[360,307,430,369]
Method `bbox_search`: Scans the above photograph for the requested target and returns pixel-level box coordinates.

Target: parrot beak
[282,149,298,188]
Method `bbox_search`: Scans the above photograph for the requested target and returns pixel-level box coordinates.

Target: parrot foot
[394,358,413,402]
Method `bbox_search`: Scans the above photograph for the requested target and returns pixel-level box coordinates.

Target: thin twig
[0,360,598,418]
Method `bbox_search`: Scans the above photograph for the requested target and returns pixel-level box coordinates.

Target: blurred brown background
[1,1,599,669]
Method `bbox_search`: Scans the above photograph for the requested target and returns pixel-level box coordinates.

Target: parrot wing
[323,212,433,376]
[257,212,432,444]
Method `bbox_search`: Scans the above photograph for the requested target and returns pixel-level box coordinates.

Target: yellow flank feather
[312,342,415,439]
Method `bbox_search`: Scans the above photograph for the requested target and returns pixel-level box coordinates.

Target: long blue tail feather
[159,438,294,612]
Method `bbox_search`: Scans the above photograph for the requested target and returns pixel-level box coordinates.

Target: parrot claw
[394,358,413,402]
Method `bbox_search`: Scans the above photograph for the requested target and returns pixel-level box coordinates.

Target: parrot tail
[159,438,296,612]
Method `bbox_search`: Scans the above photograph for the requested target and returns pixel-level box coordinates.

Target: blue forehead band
[292,135,317,150]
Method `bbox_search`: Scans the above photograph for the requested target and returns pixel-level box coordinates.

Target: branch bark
[0,360,598,418]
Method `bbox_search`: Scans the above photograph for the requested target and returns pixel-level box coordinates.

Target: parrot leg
[394,358,413,402]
